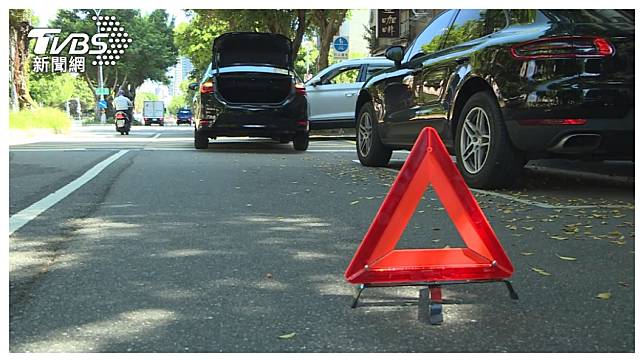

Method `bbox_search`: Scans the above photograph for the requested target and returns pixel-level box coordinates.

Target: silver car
[305,57,393,130]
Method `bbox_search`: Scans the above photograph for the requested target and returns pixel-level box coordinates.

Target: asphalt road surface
[9,125,635,352]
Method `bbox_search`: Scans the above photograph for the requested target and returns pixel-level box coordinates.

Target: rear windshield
[544,10,634,24]
[178,110,191,114]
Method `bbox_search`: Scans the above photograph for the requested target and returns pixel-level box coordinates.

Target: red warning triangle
[345,128,514,284]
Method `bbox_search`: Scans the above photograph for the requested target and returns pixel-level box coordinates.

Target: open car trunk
[216,72,293,104]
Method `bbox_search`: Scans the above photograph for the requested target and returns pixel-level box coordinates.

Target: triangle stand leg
[351,284,365,308]
[504,280,519,300]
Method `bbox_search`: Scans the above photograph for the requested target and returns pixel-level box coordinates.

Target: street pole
[93,9,106,124]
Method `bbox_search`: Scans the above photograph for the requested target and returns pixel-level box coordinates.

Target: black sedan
[355,9,634,189]
[189,32,309,150]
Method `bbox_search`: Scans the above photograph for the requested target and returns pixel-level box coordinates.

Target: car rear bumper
[196,96,308,137]
[505,109,634,159]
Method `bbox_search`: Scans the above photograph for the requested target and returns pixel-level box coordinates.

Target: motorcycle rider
[113,90,134,126]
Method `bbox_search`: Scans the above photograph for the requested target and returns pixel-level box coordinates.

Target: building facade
[368,9,443,55]
[169,56,194,97]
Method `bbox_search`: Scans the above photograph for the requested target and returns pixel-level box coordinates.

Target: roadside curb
[8,129,65,146]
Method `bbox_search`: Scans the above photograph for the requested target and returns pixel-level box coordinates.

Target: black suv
[189,32,309,150]
[355,10,634,189]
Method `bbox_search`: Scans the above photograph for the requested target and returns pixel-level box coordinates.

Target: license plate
[116,120,125,127]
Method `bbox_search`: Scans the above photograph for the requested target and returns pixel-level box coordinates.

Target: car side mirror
[385,45,405,68]
[188,82,199,91]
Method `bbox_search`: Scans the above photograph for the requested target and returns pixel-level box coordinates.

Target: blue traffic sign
[333,36,349,52]
[98,100,108,109]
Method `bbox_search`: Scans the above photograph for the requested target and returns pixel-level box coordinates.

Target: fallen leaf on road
[618,282,629,287]
[520,252,534,256]
[550,235,568,241]
[350,201,359,205]
[531,267,552,276]
[265,273,273,279]
[522,226,534,231]
[556,254,577,261]
[278,333,296,339]
[595,292,611,300]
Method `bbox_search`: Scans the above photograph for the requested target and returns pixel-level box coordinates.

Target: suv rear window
[443,10,507,49]
[508,10,544,25]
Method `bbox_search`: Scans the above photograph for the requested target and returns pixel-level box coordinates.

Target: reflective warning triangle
[345,128,514,284]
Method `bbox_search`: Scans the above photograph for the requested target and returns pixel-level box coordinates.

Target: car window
[404,10,456,63]
[364,65,390,80]
[442,10,507,49]
[326,67,360,85]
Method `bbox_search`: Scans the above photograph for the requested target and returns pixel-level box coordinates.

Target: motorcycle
[115,110,131,135]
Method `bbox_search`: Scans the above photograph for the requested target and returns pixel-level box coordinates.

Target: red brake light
[115,113,125,119]
[200,81,214,94]
[510,36,614,59]
[294,83,306,96]
[518,118,587,126]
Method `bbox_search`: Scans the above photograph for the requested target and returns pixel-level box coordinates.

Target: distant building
[368,9,443,55]
[169,57,194,97]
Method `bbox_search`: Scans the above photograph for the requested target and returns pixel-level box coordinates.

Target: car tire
[455,91,525,189]
[194,131,209,149]
[356,102,392,166]
[120,131,124,135]
[293,132,309,151]
[125,131,129,135]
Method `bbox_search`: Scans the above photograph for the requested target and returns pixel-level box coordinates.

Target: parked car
[176,108,193,125]
[355,9,634,189]
[305,58,392,129]
[189,32,309,150]
[143,100,165,126]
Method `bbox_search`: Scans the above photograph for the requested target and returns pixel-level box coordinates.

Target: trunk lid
[213,32,293,70]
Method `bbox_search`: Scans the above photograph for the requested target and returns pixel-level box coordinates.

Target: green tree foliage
[167,95,187,115]
[310,10,349,71]
[49,9,177,101]
[174,16,227,76]
[134,92,158,112]
[294,44,319,80]
[29,73,93,109]
[175,10,311,78]
[9,9,35,109]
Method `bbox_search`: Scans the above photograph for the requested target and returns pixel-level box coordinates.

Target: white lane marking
[350,160,633,210]
[9,150,129,235]
[152,133,162,139]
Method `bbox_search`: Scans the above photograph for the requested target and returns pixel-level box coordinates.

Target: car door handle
[455,56,470,65]
[345,92,356,97]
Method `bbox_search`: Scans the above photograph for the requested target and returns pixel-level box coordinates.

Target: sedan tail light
[294,82,306,96]
[200,81,215,94]
[510,36,614,60]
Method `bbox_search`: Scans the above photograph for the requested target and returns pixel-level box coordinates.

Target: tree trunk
[313,10,347,71]
[291,10,306,62]
[9,10,36,109]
